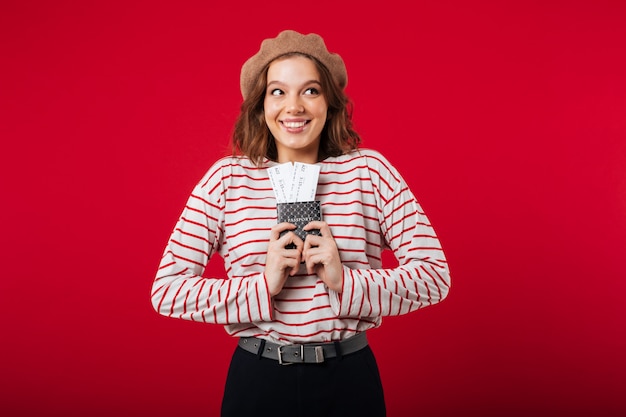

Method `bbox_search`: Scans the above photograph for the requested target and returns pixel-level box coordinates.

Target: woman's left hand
[302,221,343,293]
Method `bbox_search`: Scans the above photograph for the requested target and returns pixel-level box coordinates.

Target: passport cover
[277,201,322,249]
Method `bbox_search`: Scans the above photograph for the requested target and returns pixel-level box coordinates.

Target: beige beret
[240,30,347,99]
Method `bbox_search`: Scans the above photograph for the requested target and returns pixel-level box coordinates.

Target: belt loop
[256,339,266,360]
[333,341,343,361]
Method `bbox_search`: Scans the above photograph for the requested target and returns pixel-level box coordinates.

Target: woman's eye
[270,88,284,96]
[304,87,320,95]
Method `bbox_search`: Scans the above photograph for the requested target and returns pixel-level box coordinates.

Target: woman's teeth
[283,121,306,128]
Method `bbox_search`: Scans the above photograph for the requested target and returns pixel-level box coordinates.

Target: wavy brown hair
[232,53,361,165]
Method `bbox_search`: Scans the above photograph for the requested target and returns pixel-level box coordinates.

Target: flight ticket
[268,162,320,203]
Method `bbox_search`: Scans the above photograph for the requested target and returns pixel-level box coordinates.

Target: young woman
[151,30,451,417]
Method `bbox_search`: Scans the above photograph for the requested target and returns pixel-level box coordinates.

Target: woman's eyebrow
[267,80,321,87]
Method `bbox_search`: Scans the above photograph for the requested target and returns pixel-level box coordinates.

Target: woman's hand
[265,223,304,296]
[302,221,343,293]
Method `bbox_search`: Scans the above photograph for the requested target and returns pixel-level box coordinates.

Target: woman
[151,30,451,417]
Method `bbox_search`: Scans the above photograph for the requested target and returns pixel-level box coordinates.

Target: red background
[2,1,625,416]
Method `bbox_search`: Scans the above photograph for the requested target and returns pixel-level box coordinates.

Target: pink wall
[2,1,625,416]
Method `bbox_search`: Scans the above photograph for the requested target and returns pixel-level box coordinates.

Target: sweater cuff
[256,272,274,321]
[329,267,358,317]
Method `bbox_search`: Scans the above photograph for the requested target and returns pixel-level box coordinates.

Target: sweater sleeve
[150,160,273,324]
[329,151,451,318]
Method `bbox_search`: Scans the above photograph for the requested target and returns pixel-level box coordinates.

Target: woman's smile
[281,118,309,132]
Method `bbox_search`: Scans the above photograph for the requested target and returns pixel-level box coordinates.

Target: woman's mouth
[282,121,308,129]
[281,120,309,132]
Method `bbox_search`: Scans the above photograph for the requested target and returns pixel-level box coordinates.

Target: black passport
[277,201,322,249]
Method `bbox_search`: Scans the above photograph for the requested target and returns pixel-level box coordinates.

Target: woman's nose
[286,95,304,113]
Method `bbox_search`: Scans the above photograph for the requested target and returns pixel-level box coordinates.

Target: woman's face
[264,55,328,164]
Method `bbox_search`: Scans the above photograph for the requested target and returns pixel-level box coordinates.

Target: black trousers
[221,344,386,417]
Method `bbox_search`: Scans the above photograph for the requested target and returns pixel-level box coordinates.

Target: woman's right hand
[265,223,304,296]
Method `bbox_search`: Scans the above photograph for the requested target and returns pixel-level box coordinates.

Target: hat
[240,30,347,99]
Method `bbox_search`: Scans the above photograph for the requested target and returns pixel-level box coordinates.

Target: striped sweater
[151,148,450,344]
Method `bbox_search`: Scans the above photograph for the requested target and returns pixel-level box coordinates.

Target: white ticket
[291,162,320,202]
[267,163,294,203]
[268,162,319,203]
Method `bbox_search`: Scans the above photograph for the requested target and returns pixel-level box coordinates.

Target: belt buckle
[277,344,303,365]
[277,344,325,365]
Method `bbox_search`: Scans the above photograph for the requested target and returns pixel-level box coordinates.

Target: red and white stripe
[151,149,450,344]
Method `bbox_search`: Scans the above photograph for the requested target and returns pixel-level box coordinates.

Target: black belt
[238,332,368,365]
